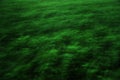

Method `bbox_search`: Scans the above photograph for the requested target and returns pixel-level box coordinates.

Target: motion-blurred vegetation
[0,0,120,80]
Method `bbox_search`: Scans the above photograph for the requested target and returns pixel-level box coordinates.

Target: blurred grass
[0,0,120,80]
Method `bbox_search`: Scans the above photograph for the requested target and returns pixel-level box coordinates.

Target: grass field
[0,0,120,80]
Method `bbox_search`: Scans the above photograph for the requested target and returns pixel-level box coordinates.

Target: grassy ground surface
[0,0,120,80]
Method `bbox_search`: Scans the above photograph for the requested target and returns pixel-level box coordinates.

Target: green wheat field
[0,0,120,80]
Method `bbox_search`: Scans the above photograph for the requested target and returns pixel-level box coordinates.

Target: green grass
[0,0,120,80]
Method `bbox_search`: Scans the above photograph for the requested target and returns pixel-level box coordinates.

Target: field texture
[0,0,120,80]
